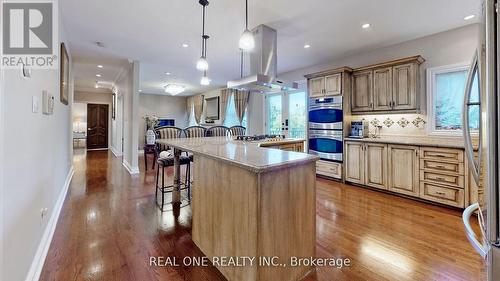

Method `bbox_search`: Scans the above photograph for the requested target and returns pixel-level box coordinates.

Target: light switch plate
[32,96,39,113]
[42,91,54,115]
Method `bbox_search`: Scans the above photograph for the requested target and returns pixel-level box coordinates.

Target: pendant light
[196,0,210,71]
[239,0,254,51]
[200,71,211,85]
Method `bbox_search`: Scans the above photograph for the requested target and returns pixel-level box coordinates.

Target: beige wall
[277,24,480,137]
[138,94,188,147]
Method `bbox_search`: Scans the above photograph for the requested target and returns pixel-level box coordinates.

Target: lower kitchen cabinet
[365,143,388,190]
[387,144,420,197]
[345,141,365,184]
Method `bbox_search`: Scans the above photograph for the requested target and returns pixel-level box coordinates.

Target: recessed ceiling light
[139,89,142,92]
[165,72,171,75]
[97,65,103,68]
[164,84,185,95]
[464,15,475,20]
[362,23,371,29]
[95,74,101,77]
[182,43,189,48]
[304,44,311,49]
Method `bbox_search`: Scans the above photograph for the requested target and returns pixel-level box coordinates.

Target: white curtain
[193,95,204,124]
[219,89,232,124]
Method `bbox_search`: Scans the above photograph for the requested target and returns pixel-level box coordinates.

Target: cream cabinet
[373,67,393,111]
[316,160,342,180]
[351,70,373,112]
[392,63,417,110]
[350,56,424,114]
[365,143,388,190]
[308,73,342,97]
[345,141,365,184]
[387,145,420,197]
[345,141,388,189]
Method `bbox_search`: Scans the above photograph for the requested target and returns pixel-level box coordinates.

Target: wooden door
[388,145,419,196]
[373,67,393,111]
[365,143,388,190]
[87,104,109,150]
[325,74,342,95]
[351,70,373,112]
[392,63,417,110]
[308,77,324,97]
[345,141,365,184]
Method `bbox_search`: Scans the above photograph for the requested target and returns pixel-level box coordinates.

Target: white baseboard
[111,146,123,157]
[123,159,140,175]
[25,166,75,281]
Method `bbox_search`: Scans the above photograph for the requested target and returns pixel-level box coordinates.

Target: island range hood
[227,25,298,93]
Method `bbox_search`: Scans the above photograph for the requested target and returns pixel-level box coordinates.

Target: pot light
[165,72,171,75]
[96,74,102,77]
[182,43,189,48]
[164,84,185,95]
[138,89,142,92]
[304,44,311,49]
[362,23,371,29]
[97,65,103,68]
[464,15,475,20]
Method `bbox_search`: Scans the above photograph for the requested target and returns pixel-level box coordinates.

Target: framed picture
[60,42,69,105]
[112,93,116,120]
[205,96,220,120]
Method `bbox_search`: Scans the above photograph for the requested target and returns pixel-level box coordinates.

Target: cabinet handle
[435,176,447,181]
[434,165,446,169]
[369,102,373,108]
[435,191,446,196]
[415,149,418,156]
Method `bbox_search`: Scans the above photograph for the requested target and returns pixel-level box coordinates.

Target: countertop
[344,135,476,149]
[257,138,305,147]
[156,137,318,173]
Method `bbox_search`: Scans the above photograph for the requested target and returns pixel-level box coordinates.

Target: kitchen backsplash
[351,114,427,136]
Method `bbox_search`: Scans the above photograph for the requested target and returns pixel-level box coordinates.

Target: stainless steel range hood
[227,25,298,93]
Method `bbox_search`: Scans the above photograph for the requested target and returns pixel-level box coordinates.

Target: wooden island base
[192,155,316,281]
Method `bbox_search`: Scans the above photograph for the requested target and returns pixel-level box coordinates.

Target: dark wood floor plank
[39,150,485,281]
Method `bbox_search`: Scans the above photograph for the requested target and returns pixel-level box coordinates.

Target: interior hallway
[39,151,485,281]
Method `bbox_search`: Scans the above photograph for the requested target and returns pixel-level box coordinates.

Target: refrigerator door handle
[462,51,481,185]
[463,203,490,258]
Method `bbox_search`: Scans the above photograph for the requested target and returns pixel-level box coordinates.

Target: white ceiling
[61,0,481,96]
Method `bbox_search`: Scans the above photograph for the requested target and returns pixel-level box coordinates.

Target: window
[427,64,479,134]
[223,94,247,128]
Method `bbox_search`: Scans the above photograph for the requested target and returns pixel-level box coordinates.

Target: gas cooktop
[235,135,285,141]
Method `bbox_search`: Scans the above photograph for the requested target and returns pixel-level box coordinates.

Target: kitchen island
[156,136,319,281]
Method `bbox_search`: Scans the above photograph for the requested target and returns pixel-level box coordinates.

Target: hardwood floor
[39,150,485,281]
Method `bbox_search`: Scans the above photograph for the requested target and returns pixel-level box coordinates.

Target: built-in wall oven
[308,96,343,162]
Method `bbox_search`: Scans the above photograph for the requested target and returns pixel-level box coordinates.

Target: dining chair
[229,125,246,137]
[183,126,207,138]
[206,126,230,137]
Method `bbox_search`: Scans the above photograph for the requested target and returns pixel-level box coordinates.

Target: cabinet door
[325,74,342,95]
[345,141,365,184]
[392,63,417,110]
[308,77,325,97]
[373,67,393,111]
[352,70,373,112]
[365,143,388,190]
[388,145,419,196]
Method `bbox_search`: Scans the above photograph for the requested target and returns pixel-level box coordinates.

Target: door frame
[264,90,307,138]
[76,101,111,150]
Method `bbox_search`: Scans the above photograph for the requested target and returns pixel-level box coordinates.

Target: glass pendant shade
[239,29,255,51]
[200,75,211,86]
[196,56,209,71]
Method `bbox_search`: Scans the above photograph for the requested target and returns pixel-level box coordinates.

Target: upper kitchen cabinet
[352,70,373,112]
[350,56,425,114]
[305,67,353,98]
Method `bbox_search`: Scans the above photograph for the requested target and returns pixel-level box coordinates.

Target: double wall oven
[308,96,343,161]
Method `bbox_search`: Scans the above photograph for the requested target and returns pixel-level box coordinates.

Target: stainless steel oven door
[308,104,343,130]
[308,130,343,161]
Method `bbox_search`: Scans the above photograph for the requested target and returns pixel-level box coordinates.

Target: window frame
[426,62,475,136]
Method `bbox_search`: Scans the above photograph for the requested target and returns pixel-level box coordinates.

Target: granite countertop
[344,135,477,149]
[156,137,318,173]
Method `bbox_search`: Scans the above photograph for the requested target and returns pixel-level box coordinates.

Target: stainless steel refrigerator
[462,0,500,279]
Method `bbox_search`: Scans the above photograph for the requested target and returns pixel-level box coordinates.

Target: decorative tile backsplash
[352,114,427,136]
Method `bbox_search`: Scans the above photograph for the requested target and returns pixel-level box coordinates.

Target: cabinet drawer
[419,182,465,208]
[420,159,464,175]
[316,160,342,179]
[420,170,464,188]
[280,144,296,151]
[419,147,464,163]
